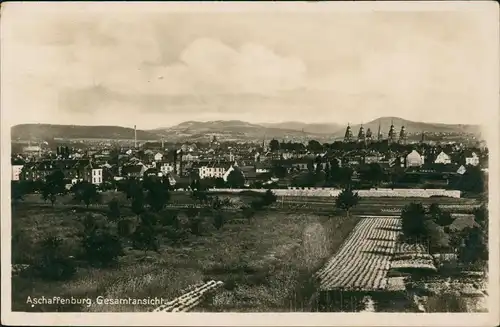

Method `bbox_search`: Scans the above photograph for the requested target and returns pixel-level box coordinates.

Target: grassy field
[11,204,360,312]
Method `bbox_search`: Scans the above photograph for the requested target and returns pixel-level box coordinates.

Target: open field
[11,205,360,312]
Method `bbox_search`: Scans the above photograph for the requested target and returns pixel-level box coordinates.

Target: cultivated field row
[152,280,224,312]
[316,216,400,292]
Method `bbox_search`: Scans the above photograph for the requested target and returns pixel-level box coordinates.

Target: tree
[131,223,159,255]
[458,226,488,265]
[46,170,66,195]
[131,196,145,215]
[145,180,170,212]
[215,177,226,188]
[335,185,359,217]
[361,163,385,186]
[226,169,245,188]
[262,189,277,206]
[81,229,124,266]
[107,199,121,222]
[338,167,354,187]
[401,203,428,241]
[11,182,25,206]
[269,139,280,152]
[458,166,485,194]
[73,182,101,208]
[213,211,225,230]
[186,208,203,235]
[34,236,76,280]
[307,140,323,153]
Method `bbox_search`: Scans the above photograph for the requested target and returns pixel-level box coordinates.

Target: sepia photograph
[1,1,498,326]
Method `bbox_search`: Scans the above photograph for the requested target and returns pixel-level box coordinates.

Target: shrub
[159,210,180,227]
[165,226,188,246]
[250,199,265,211]
[241,207,255,220]
[213,211,225,230]
[33,236,76,281]
[401,203,428,241]
[81,230,124,267]
[107,198,121,222]
[117,219,135,238]
[262,189,278,206]
[131,224,160,254]
[188,215,204,235]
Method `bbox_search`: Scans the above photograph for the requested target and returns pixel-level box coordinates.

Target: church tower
[399,126,407,145]
[377,122,383,141]
[357,124,365,143]
[366,128,373,143]
[344,123,354,143]
[388,120,396,143]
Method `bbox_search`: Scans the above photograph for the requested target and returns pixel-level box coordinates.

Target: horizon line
[10,116,481,130]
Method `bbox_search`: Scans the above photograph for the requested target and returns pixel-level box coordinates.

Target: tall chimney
[161,136,164,149]
[134,125,137,149]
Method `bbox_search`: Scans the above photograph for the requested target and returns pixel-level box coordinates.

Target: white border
[1,1,499,326]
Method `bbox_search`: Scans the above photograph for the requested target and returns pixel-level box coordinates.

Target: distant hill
[11,124,160,141]
[11,117,481,143]
[150,120,328,142]
[333,117,481,138]
[260,122,344,134]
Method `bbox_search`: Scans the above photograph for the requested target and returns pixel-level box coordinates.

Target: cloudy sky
[1,2,497,129]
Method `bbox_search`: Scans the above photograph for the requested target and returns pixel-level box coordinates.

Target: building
[405,150,424,167]
[122,164,147,179]
[399,126,407,145]
[159,162,175,175]
[365,128,373,142]
[199,162,230,179]
[465,151,480,166]
[84,162,103,185]
[388,121,396,143]
[154,152,163,162]
[344,124,354,143]
[434,151,452,164]
[255,163,271,174]
[11,158,25,181]
[357,125,365,143]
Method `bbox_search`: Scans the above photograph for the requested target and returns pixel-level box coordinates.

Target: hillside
[150,120,328,142]
[11,124,160,141]
[333,117,481,138]
[260,122,344,135]
[11,117,481,143]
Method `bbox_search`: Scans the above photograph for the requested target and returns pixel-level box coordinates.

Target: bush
[33,236,76,281]
[401,203,428,241]
[131,224,160,254]
[81,230,124,267]
[241,207,255,220]
[188,215,204,235]
[117,219,135,238]
[250,199,265,211]
[262,189,277,206]
[213,211,225,230]
[107,198,121,222]
[165,225,188,246]
[159,210,180,228]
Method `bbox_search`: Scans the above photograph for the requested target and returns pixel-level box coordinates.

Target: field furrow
[316,216,400,291]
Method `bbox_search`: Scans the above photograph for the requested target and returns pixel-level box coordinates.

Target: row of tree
[401,202,488,266]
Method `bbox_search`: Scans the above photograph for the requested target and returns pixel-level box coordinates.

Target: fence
[209,188,461,198]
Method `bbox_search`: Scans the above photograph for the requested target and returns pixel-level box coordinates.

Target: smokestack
[161,136,164,149]
[134,125,137,149]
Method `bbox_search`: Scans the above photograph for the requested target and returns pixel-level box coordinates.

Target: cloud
[1,7,494,128]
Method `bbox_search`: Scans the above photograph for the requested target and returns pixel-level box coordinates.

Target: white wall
[12,165,23,181]
[209,187,461,198]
